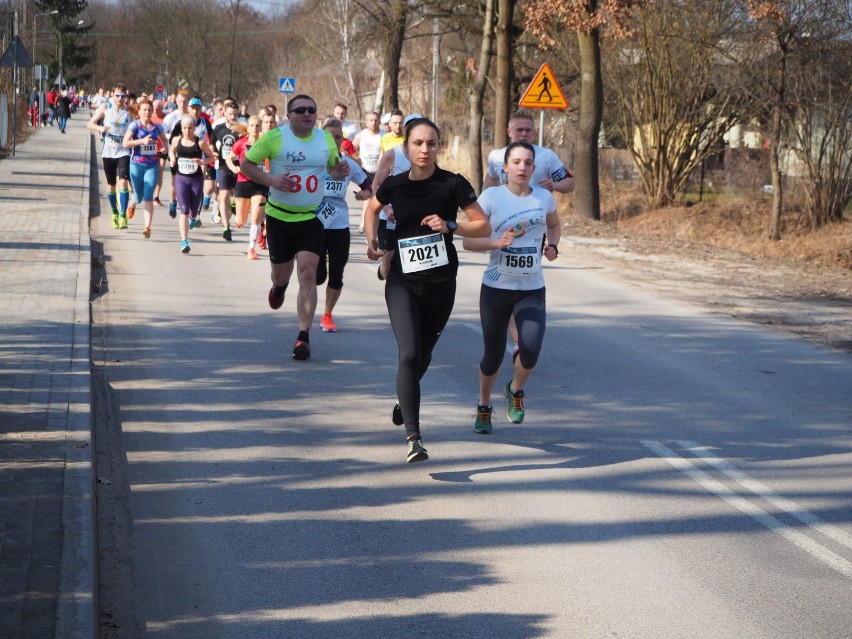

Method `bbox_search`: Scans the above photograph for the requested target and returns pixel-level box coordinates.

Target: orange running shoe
[247,248,258,260]
[320,312,337,333]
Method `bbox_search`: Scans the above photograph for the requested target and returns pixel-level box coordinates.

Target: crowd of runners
[86,84,574,464]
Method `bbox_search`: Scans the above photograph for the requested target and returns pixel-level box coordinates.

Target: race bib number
[178,157,198,175]
[398,233,449,274]
[362,153,380,172]
[316,201,341,227]
[497,246,538,276]
[139,143,157,156]
[324,179,345,198]
[104,135,122,154]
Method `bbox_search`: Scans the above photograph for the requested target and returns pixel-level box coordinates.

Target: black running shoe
[223,227,232,241]
[293,339,311,360]
[392,403,403,425]
[406,437,428,463]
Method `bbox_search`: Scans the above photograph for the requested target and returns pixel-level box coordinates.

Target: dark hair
[403,117,440,145]
[287,94,316,112]
[334,103,348,111]
[390,108,404,118]
[322,117,343,130]
[504,141,536,165]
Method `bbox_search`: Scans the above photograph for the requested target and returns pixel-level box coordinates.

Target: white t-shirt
[485,144,570,189]
[355,129,382,173]
[380,145,410,226]
[476,185,557,291]
[317,157,367,230]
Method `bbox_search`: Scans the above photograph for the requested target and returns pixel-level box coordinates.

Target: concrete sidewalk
[0,116,95,638]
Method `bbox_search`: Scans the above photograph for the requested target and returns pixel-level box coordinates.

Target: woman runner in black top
[363,118,490,463]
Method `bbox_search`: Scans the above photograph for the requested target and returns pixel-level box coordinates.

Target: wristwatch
[446,221,458,233]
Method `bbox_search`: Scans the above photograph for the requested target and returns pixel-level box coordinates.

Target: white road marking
[642,440,852,580]
[679,440,852,552]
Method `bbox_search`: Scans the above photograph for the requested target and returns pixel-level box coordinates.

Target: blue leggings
[129,162,159,203]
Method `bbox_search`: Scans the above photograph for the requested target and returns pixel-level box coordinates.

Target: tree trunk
[574,23,602,220]
[469,0,497,193]
[768,37,788,241]
[383,0,407,111]
[494,0,516,147]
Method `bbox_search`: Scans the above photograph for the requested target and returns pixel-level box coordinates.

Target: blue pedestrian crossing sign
[279,77,296,94]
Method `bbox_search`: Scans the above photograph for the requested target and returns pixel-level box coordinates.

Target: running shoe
[406,437,429,463]
[392,403,403,426]
[118,216,128,229]
[202,195,210,210]
[111,214,119,229]
[320,312,337,332]
[154,197,163,207]
[258,233,267,250]
[194,217,202,228]
[292,339,311,360]
[268,286,285,310]
[180,240,190,254]
[168,201,177,219]
[189,216,197,230]
[504,382,525,424]
[127,202,136,220]
[247,248,258,260]
[223,227,232,241]
[142,226,151,239]
[474,405,493,434]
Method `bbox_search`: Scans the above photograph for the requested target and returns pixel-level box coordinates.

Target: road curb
[55,130,97,639]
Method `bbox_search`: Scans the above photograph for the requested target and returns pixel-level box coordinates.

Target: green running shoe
[504,382,525,424]
[111,213,119,229]
[406,437,428,463]
[474,405,493,434]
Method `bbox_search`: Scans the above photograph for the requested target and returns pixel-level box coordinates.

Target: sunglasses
[289,106,317,115]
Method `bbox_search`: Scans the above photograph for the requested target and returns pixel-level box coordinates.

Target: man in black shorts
[211,102,242,240]
[240,94,350,360]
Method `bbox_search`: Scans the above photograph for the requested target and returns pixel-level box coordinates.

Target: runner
[315,118,372,332]
[240,94,350,360]
[483,110,574,194]
[211,101,243,241]
[483,109,574,359]
[151,99,167,206]
[367,113,421,279]
[333,103,359,140]
[353,111,382,179]
[226,115,267,260]
[87,84,132,229]
[123,99,169,239]
[168,115,217,253]
[162,92,190,218]
[187,98,218,220]
[463,141,560,433]
[362,117,490,463]
[55,88,72,134]
[379,109,405,153]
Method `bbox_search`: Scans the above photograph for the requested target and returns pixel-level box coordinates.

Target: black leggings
[385,277,456,438]
[479,285,546,375]
[316,228,350,289]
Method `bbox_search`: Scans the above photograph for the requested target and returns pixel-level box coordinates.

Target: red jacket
[47,90,59,106]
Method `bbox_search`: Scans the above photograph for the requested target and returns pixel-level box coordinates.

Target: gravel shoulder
[562,217,852,354]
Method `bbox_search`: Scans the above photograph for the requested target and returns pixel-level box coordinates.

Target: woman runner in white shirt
[463,141,561,433]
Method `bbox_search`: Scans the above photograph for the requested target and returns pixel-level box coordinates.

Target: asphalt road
[91,194,852,639]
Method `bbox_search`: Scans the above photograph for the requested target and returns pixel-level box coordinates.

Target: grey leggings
[479,285,546,375]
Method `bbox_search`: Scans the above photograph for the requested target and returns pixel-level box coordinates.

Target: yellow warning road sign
[519,63,569,110]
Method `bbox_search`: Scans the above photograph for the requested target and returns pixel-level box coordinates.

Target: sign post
[518,63,569,146]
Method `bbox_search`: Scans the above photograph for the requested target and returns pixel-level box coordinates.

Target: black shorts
[377,218,396,251]
[204,165,216,181]
[266,215,324,264]
[102,156,130,186]
[217,167,237,190]
[234,180,268,199]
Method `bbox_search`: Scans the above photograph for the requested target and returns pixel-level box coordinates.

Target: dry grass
[556,184,852,271]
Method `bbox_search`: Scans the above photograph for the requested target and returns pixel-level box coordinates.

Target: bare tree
[468,0,496,192]
[526,0,648,219]
[608,1,746,208]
